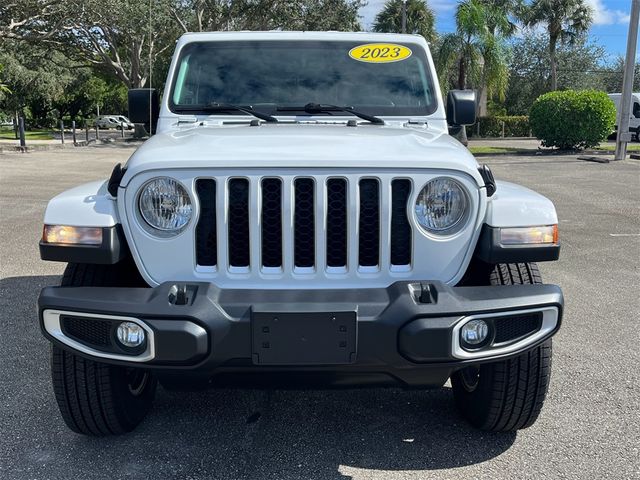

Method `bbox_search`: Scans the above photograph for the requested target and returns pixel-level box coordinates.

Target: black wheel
[451,263,553,432]
[50,262,156,436]
[634,129,640,142]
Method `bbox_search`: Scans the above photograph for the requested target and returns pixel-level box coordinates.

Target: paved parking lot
[1,146,639,479]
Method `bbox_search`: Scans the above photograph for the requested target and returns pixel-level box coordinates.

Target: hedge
[471,116,531,138]
[529,90,616,150]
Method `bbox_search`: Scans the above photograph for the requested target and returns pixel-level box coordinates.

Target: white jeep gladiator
[38,31,562,436]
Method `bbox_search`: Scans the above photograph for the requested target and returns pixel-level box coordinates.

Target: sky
[359,0,638,60]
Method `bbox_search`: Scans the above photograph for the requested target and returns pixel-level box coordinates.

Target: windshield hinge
[175,116,198,125]
[404,119,428,128]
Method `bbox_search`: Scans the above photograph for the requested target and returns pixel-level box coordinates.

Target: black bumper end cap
[475,225,560,264]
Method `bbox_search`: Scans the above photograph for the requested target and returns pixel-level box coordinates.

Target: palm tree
[372,0,436,43]
[523,0,592,91]
[437,0,510,100]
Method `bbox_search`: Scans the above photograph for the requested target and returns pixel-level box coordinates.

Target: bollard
[72,120,77,145]
[85,122,89,142]
[501,121,505,139]
[18,117,26,148]
[476,121,480,138]
[60,120,65,144]
[95,123,99,140]
[121,121,125,138]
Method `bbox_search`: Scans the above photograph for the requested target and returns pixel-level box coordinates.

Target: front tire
[451,263,553,432]
[51,347,156,435]
[50,262,156,436]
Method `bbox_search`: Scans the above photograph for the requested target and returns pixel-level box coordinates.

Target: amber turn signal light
[42,225,103,245]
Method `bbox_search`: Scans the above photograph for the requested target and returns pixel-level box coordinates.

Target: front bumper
[38,281,563,387]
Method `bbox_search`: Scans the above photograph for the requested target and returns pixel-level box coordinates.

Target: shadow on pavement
[1,275,516,480]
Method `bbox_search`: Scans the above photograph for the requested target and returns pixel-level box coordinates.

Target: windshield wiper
[277,103,384,125]
[174,103,278,123]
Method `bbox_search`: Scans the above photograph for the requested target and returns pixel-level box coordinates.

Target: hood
[121,123,481,186]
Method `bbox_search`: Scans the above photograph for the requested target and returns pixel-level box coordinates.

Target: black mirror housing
[128,88,159,134]
[446,90,477,126]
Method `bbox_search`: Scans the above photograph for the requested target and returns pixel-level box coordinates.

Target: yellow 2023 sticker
[349,43,412,63]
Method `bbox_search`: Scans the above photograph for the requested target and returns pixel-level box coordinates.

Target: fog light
[461,319,489,346]
[116,322,146,348]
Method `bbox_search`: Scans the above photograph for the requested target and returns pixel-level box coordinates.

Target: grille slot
[261,178,283,268]
[358,179,380,267]
[326,178,348,268]
[390,179,412,266]
[195,179,217,267]
[294,178,315,268]
[61,315,113,349]
[494,313,543,344]
[228,178,250,267]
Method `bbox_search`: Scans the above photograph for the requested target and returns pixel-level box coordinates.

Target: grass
[593,143,640,152]
[470,142,640,155]
[0,127,54,140]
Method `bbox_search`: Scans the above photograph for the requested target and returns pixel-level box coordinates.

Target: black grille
[191,175,416,273]
[494,313,543,344]
[358,179,380,267]
[390,179,412,265]
[195,179,217,267]
[228,178,250,267]
[326,178,348,267]
[61,315,113,349]
[261,178,282,268]
[294,178,315,268]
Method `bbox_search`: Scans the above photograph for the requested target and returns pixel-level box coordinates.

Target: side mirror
[446,90,477,126]
[128,88,159,134]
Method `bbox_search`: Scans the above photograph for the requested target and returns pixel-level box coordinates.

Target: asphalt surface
[1,146,639,479]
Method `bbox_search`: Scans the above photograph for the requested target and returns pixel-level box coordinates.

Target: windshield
[169,41,438,117]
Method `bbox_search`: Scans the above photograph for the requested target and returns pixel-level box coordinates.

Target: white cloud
[585,0,631,25]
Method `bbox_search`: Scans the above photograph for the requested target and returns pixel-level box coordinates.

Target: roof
[176,30,429,46]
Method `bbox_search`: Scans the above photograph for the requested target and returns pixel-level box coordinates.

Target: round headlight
[138,177,192,233]
[415,177,468,234]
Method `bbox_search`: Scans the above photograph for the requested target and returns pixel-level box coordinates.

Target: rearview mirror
[128,88,159,134]
[446,90,477,127]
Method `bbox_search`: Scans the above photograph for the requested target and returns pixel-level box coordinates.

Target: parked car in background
[608,93,640,141]
[116,116,135,130]
[96,115,134,130]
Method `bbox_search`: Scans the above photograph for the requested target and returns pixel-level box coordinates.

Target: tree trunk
[458,57,466,90]
[549,34,558,91]
[478,86,488,116]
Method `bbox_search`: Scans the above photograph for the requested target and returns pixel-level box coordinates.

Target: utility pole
[401,0,407,34]
[614,0,640,161]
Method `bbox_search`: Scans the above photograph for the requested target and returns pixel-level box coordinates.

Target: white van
[608,93,640,141]
[95,115,134,130]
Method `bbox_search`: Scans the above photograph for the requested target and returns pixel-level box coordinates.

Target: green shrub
[472,116,530,137]
[529,90,616,150]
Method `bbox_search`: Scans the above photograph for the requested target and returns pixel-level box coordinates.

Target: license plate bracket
[251,311,357,365]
